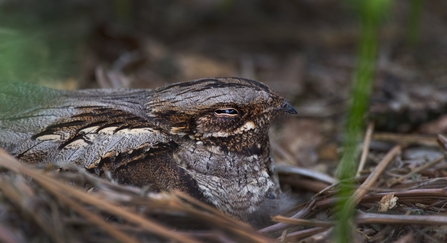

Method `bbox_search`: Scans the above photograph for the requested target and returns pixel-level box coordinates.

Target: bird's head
[146,77,296,153]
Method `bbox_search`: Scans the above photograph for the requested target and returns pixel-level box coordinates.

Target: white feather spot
[169,126,186,135]
[208,146,222,154]
[80,126,99,133]
[98,127,118,134]
[240,121,255,132]
[247,155,258,162]
[202,131,229,138]
[64,139,88,149]
[84,134,96,141]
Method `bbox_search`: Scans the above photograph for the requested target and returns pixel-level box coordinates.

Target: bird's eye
[214,108,239,116]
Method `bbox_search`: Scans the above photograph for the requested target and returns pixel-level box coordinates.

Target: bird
[0,77,297,227]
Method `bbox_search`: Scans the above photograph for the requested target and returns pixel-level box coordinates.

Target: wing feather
[0,82,174,171]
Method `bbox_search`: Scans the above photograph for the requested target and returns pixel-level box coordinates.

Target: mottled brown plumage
[0,77,296,226]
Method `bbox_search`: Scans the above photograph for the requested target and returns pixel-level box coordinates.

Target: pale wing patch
[116,128,154,135]
[96,127,155,135]
[35,134,62,141]
[35,131,71,141]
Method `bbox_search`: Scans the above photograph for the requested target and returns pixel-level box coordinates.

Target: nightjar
[0,77,296,226]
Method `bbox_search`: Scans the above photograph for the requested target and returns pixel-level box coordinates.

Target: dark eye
[214,108,239,116]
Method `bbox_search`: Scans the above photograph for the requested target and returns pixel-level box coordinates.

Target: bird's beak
[278,101,297,114]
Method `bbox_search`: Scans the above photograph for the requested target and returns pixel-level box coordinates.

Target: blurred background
[1,0,446,173]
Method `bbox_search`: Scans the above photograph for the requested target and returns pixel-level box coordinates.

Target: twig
[389,155,445,186]
[259,200,315,233]
[372,133,438,147]
[272,216,333,228]
[356,122,374,176]
[363,188,447,201]
[348,145,401,210]
[281,227,329,240]
[356,211,447,225]
[438,134,447,151]
[274,164,337,185]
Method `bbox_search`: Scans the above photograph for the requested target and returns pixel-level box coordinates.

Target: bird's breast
[174,142,280,220]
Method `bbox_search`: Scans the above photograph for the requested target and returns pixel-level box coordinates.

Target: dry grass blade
[173,191,274,243]
[0,176,63,243]
[0,149,200,243]
[55,191,140,243]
